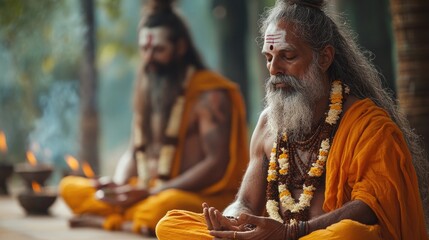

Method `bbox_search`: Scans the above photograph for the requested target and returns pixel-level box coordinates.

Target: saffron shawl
[325,98,427,239]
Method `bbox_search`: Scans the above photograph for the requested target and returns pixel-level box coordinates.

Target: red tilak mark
[265,34,282,44]
[266,34,282,37]
[266,39,281,44]
[147,34,153,48]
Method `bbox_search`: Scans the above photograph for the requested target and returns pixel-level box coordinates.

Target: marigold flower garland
[135,67,194,188]
[266,80,349,224]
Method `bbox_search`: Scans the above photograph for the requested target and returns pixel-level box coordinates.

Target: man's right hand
[202,202,242,232]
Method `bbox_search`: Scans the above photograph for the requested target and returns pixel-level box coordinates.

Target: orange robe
[59,70,249,232]
[155,99,428,240]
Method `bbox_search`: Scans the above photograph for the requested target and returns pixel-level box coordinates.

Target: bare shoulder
[196,89,231,105]
[194,89,232,123]
[250,108,273,157]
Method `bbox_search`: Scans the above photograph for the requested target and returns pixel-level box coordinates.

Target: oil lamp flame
[26,151,38,166]
[32,181,42,193]
[65,155,79,171]
[82,161,95,178]
[0,131,7,153]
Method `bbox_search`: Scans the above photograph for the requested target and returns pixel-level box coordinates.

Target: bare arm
[308,199,377,232]
[97,115,145,206]
[112,148,136,185]
[150,89,232,194]
[223,110,271,217]
[112,116,139,185]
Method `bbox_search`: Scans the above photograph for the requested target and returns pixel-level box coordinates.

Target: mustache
[266,74,303,91]
[144,61,169,74]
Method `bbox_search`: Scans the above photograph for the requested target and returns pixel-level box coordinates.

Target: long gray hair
[260,0,429,225]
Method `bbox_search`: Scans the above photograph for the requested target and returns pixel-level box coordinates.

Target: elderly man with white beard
[155,0,429,239]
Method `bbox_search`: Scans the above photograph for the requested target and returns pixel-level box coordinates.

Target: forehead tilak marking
[139,28,168,47]
[266,33,282,44]
[147,33,153,47]
[264,30,287,51]
[266,33,282,50]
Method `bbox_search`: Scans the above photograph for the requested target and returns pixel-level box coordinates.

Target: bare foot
[69,214,105,229]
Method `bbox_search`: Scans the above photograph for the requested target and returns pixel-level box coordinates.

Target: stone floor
[0,186,157,240]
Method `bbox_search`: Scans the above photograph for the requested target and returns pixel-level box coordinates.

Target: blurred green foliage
[0,0,83,165]
[0,0,142,181]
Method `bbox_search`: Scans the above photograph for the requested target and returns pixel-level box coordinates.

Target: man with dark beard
[155,0,428,239]
[58,0,249,236]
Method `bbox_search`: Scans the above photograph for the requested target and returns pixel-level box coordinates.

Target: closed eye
[280,51,297,61]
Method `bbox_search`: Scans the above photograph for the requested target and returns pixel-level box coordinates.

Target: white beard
[264,61,327,139]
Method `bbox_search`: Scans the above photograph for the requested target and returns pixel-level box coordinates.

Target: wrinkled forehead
[262,22,288,53]
[139,27,170,47]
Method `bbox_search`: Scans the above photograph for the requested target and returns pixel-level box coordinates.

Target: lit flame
[26,151,38,166]
[65,155,80,171]
[0,131,7,153]
[32,181,42,193]
[82,161,95,178]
